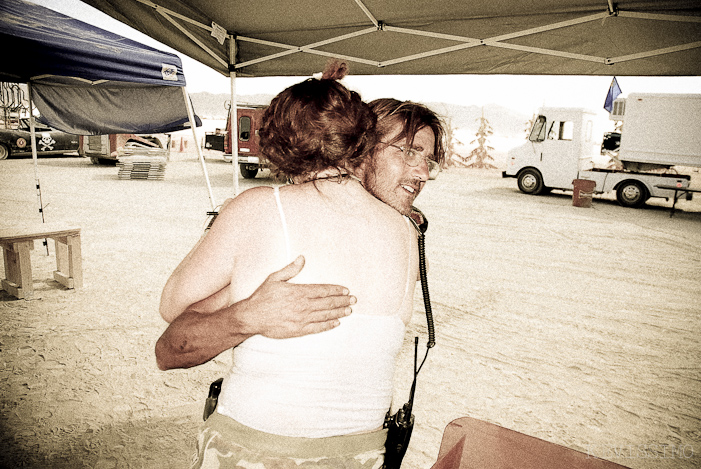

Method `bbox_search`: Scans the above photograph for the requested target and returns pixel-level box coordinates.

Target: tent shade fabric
[81,0,701,78]
[0,0,186,86]
[1,0,213,209]
[32,83,200,135]
[0,0,200,135]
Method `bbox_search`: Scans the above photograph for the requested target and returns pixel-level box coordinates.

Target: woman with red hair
[161,62,421,468]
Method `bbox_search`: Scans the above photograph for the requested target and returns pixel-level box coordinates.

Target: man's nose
[411,159,430,181]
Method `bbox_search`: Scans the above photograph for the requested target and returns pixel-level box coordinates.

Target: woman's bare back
[227,178,418,325]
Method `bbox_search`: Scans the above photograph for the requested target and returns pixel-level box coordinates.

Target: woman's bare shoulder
[216,186,275,220]
[196,187,277,247]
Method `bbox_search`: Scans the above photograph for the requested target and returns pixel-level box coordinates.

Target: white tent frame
[127,0,701,194]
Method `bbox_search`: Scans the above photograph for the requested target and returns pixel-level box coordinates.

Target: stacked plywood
[117,149,168,180]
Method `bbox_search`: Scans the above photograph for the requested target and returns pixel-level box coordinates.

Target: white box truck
[502,93,700,208]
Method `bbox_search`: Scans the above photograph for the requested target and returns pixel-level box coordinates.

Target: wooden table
[0,224,82,299]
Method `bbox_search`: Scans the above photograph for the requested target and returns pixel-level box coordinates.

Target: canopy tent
[80,0,701,194]
[79,0,701,78]
[0,0,215,213]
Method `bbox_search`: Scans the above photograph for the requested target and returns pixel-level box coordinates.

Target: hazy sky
[30,0,701,116]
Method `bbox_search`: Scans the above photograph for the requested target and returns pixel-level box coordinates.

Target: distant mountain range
[190,92,532,140]
[426,102,531,137]
[190,92,271,118]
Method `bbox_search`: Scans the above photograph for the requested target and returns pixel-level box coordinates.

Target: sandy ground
[1,151,699,469]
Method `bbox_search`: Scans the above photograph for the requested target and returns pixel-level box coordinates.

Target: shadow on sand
[1,416,198,469]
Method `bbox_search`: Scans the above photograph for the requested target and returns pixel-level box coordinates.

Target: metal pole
[182,86,216,211]
[27,82,49,254]
[230,35,240,196]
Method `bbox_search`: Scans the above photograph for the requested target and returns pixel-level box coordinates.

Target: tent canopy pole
[27,83,43,222]
[26,83,40,205]
[182,86,216,211]
[230,35,240,197]
[26,82,49,254]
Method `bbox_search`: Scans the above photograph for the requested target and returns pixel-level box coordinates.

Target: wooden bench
[655,185,701,217]
[0,224,82,299]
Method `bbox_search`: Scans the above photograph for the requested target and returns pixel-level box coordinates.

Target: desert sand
[1,150,699,469]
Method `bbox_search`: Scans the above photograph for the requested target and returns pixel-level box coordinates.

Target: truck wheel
[240,166,258,179]
[616,181,648,208]
[517,169,545,195]
[90,156,101,165]
[0,143,9,160]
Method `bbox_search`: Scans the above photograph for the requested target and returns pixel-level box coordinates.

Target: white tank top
[217,186,411,437]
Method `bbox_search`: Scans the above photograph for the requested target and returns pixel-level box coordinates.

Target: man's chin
[363,179,414,216]
[388,200,413,217]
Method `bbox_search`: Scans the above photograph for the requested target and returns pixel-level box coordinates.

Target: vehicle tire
[517,168,545,195]
[240,165,258,179]
[616,181,648,208]
[0,143,9,160]
[91,157,116,165]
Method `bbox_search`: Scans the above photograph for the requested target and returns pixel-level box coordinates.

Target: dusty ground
[1,151,699,469]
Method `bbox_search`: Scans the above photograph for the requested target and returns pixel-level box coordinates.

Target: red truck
[204,105,268,179]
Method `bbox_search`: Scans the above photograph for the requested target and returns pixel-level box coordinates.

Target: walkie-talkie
[383,206,435,468]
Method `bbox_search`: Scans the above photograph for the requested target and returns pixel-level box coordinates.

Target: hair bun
[321,59,348,81]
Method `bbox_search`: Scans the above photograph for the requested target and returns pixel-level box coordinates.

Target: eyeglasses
[382,142,439,173]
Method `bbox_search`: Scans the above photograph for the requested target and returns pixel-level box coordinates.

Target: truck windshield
[529,116,547,142]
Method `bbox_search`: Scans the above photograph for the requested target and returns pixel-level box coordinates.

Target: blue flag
[603,77,622,113]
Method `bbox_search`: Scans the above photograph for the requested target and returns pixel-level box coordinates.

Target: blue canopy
[0,0,201,134]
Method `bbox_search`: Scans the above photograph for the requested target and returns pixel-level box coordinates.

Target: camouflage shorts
[191,411,387,469]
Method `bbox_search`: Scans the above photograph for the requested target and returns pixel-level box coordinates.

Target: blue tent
[0,0,202,135]
[0,0,216,210]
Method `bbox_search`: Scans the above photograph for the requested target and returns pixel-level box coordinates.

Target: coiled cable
[417,231,436,350]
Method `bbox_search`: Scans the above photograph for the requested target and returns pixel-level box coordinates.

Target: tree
[443,119,467,168]
[464,107,497,169]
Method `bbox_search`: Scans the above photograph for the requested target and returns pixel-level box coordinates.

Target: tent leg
[182,87,216,211]
[26,83,49,255]
[229,36,240,197]
[230,70,239,197]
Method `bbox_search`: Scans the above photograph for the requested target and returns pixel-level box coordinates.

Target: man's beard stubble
[361,160,415,217]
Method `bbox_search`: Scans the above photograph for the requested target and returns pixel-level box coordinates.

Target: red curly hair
[259,62,377,179]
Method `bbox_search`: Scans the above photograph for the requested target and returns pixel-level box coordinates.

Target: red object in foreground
[572,178,597,208]
[431,417,630,469]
